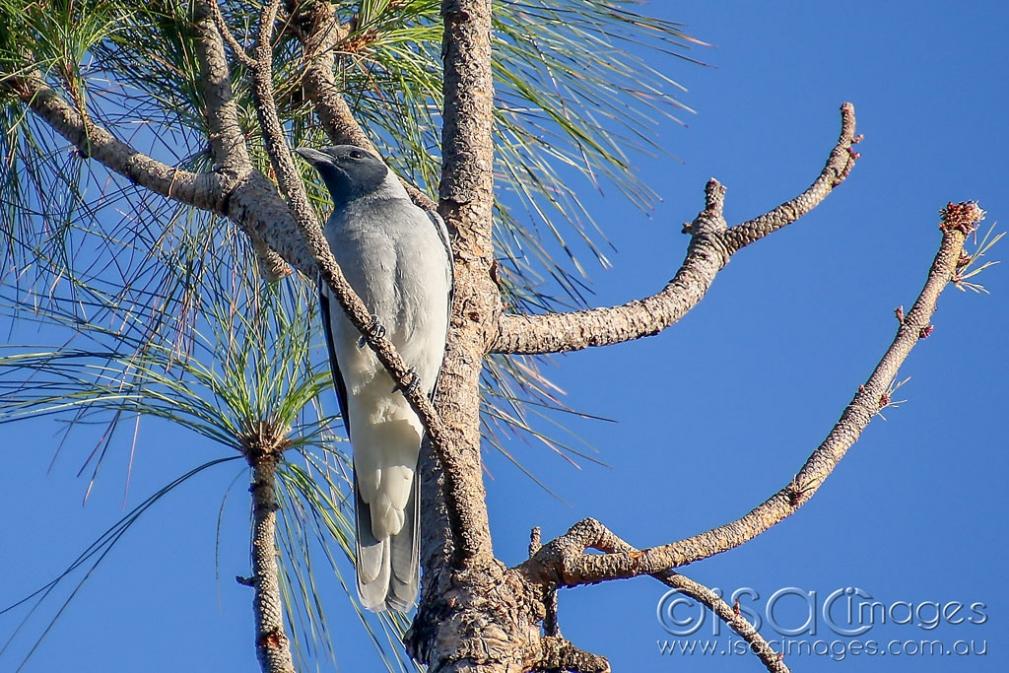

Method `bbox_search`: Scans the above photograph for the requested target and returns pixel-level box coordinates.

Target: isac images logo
[656,586,989,661]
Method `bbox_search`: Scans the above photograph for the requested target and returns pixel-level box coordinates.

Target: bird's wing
[318,278,351,437]
[425,208,454,396]
[319,208,450,436]
[425,208,454,292]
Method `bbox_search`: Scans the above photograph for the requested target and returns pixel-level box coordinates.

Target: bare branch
[493,103,860,355]
[666,573,789,673]
[523,201,983,585]
[192,2,251,173]
[720,105,860,253]
[1,60,314,280]
[246,0,481,563]
[523,519,787,673]
[529,527,560,638]
[207,0,256,68]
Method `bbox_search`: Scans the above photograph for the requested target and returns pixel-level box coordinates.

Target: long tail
[354,473,420,612]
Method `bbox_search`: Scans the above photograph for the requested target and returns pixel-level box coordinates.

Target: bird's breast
[323,203,450,386]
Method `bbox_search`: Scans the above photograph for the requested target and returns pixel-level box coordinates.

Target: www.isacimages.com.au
[657,637,988,661]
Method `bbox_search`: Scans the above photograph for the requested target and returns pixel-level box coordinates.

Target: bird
[296,145,452,612]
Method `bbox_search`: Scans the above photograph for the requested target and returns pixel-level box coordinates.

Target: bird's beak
[294,147,331,166]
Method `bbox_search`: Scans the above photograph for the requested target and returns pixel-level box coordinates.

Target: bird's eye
[350,150,365,160]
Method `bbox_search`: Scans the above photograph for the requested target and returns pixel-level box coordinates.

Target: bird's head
[295,145,389,205]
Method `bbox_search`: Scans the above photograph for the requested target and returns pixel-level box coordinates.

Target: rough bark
[247,440,297,673]
[426,0,499,565]
[493,104,860,355]
[1,63,315,280]
[192,2,252,178]
[667,573,788,673]
[519,203,981,591]
[406,2,523,671]
[245,0,481,576]
[5,71,223,210]
[287,0,438,211]
[191,0,290,280]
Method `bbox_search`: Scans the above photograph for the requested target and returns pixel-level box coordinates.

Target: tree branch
[246,0,480,563]
[206,0,257,68]
[522,201,983,586]
[3,70,224,211]
[286,0,438,211]
[522,519,788,672]
[439,0,496,230]
[666,573,788,673]
[529,527,560,638]
[192,2,252,175]
[192,0,289,280]
[493,103,860,355]
[1,61,317,281]
[245,434,297,673]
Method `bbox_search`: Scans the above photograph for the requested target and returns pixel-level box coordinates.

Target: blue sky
[2,2,1006,672]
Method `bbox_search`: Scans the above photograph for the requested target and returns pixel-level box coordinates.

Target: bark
[287,0,438,211]
[192,2,252,175]
[525,519,790,672]
[5,72,223,211]
[247,441,297,673]
[191,0,290,279]
[493,104,860,355]
[1,63,314,280]
[245,0,481,575]
[406,3,528,671]
[425,0,499,565]
[520,203,981,591]
[667,573,788,673]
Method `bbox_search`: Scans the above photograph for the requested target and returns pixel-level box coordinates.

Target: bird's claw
[358,315,387,348]
[393,369,422,397]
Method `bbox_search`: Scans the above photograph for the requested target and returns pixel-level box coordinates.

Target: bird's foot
[393,368,422,397]
[358,314,387,348]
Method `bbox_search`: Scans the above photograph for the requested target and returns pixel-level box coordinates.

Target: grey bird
[296,145,452,612]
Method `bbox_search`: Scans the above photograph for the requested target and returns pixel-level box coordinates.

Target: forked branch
[2,46,312,281]
[524,518,788,673]
[494,103,860,355]
[522,201,983,587]
[192,0,289,279]
[207,0,257,67]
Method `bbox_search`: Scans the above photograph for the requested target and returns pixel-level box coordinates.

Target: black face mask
[310,147,390,205]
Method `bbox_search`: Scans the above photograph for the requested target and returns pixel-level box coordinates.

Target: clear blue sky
[2,2,1006,672]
